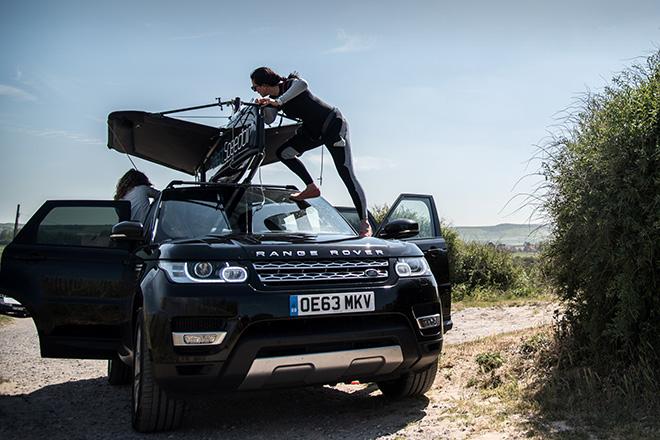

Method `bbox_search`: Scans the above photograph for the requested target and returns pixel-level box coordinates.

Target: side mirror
[111,221,144,241]
[378,218,419,239]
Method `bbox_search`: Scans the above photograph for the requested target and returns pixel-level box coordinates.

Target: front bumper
[141,269,443,395]
[0,296,29,318]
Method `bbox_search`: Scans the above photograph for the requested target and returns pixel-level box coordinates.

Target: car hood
[155,234,422,261]
[107,111,299,175]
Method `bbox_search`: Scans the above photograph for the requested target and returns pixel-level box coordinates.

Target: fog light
[416,314,441,330]
[185,334,215,344]
[221,266,248,282]
[395,262,412,277]
[172,332,226,346]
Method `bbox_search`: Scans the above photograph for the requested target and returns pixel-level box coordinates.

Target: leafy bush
[369,206,546,300]
[370,203,390,225]
[0,228,15,245]
[452,241,520,291]
[476,351,504,373]
[439,220,462,283]
[540,51,660,374]
[386,203,433,238]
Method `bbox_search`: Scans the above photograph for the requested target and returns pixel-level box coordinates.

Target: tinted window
[388,199,434,239]
[154,187,354,242]
[338,209,360,232]
[36,206,119,247]
[158,199,232,241]
[337,208,378,233]
[251,198,349,235]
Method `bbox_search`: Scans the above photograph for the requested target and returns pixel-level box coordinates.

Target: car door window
[36,206,120,248]
[388,199,434,239]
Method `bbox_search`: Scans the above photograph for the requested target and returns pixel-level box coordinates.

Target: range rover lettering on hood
[255,249,385,258]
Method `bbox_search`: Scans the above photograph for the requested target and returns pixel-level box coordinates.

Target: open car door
[376,194,453,332]
[0,200,136,359]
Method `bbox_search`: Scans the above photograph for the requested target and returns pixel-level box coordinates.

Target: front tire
[377,358,439,398]
[131,310,184,432]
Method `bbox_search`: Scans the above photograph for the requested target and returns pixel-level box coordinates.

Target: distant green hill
[453,223,550,245]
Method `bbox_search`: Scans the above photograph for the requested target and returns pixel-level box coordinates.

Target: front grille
[253,259,389,284]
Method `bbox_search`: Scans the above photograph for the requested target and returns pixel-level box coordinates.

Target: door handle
[425,247,446,259]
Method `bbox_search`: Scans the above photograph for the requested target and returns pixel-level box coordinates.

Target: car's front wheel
[377,358,438,398]
[131,309,185,432]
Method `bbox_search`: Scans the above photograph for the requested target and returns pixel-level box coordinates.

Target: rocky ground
[0,303,557,439]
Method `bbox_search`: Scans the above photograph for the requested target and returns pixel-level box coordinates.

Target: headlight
[193,262,213,278]
[395,257,431,277]
[159,261,249,283]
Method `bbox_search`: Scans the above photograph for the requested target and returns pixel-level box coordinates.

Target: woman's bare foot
[290,184,321,201]
[359,219,372,237]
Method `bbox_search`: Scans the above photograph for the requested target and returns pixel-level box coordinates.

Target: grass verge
[453,291,556,310]
[0,315,13,327]
[439,326,660,439]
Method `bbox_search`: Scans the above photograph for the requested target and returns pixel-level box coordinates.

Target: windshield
[154,186,355,242]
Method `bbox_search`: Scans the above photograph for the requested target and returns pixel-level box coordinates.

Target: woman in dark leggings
[250,66,371,237]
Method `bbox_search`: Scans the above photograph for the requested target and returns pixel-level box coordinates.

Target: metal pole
[13,204,20,239]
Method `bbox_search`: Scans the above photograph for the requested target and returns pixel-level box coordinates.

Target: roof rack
[165,180,298,191]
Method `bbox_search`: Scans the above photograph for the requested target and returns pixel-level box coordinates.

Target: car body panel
[376,194,452,331]
[0,200,135,358]
[337,195,453,332]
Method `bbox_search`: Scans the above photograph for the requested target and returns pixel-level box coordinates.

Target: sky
[1,0,658,226]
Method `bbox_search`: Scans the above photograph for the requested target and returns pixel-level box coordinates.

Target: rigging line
[254,165,266,213]
[107,121,139,171]
[318,146,324,186]
[174,115,231,119]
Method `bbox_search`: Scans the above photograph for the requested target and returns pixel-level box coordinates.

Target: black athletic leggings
[275,114,368,221]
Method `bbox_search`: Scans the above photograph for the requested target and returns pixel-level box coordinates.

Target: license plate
[289,292,375,316]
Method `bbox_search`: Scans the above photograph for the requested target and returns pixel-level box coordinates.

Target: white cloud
[0,122,103,146]
[32,129,104,146]
[0,84,37,102]
[169,30,224,41]
[353,155,397,172]
[327,29,374,54]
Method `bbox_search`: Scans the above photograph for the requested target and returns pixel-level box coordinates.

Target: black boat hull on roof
[107,111,299,176]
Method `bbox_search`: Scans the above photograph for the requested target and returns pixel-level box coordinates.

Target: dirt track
[0,303,557,439]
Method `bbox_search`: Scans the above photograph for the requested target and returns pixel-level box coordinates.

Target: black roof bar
[157,98,262,117]
[165,180,298,191]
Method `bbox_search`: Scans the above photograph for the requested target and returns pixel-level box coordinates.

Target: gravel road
[0,303,557,439]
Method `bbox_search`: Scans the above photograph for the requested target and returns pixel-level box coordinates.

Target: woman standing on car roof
[250,67,371,237]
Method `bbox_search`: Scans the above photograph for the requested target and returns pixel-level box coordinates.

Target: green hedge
[371,209,545,300]
[452,241,519,291]
[541,51,660,373]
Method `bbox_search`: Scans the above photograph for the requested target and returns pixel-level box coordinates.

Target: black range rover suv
[0,101,452,432]
[0,182,452,431]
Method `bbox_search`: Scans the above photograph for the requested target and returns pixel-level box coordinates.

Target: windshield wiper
[258,232,319,239]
